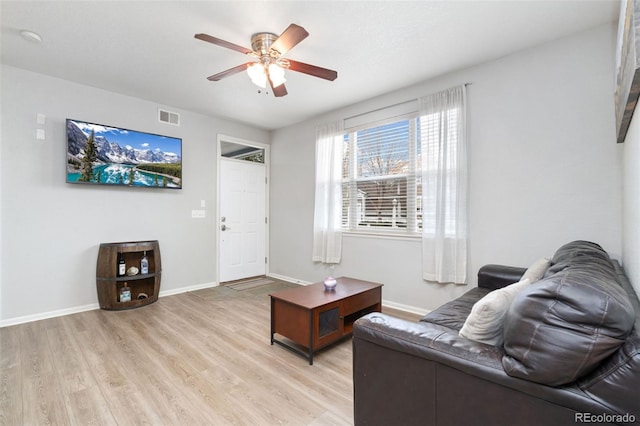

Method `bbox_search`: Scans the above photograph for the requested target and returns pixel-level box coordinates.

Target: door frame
[216,134,270,284]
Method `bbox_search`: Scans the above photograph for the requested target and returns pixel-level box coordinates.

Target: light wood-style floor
[0,280,420,425]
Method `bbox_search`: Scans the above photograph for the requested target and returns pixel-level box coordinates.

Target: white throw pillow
[459,278,531,346]
[521,257,551,283]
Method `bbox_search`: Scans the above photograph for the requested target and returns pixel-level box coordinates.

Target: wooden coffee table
[269,277,383,365]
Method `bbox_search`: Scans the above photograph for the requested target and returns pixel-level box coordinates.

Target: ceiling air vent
[158,108,180,126]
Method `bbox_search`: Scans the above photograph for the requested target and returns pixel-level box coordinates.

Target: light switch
[37,113,46,125]
[36,129,45,140]
[200,199,206,208]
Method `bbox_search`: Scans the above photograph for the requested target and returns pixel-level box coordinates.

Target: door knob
[221,224,230,231]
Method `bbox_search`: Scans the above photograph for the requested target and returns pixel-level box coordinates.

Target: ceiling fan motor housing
[251,33,280,61]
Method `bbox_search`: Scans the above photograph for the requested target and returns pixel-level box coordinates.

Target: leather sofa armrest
[478,264,527,290]
[353,312,506,426]
[354,312,505,373]
[353,312,617,415]
[353,312,621,424]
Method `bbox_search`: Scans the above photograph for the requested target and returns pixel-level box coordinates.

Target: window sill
[342,230,421,242]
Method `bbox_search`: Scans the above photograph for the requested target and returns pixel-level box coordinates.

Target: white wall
[0,66,3,322]
[0,65,270,324]
[270,24,623,313]
[622,105,640,296]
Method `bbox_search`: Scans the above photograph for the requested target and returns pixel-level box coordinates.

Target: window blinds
[342,117,421,233]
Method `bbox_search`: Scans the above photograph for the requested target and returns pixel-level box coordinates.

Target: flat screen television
[66,118,182,189]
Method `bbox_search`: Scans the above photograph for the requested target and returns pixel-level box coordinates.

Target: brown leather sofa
[353,241,639,425]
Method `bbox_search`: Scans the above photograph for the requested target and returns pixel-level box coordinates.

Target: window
[341,117,422,235]
[340,108,462,236]
[315,85,466,281]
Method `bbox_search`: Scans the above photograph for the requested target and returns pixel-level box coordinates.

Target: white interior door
[219,158,266,282]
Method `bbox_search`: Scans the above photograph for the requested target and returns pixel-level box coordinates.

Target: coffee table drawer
[343,287,382,315]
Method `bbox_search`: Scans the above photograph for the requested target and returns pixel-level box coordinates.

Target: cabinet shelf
[96,240,161,310]
[97,272,158,282]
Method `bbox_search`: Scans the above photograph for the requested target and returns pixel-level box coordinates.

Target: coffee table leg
[309,310,314,365]
[270,296,275,345]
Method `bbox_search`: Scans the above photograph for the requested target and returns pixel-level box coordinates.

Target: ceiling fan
[195,24,338,97]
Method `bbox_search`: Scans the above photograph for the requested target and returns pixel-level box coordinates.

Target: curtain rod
[343,82,472,123]
[343,99,416,123]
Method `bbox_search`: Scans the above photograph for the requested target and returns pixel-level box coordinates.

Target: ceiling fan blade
[195,33,252,55]
[207,63,253,81]
[268,68,287,97]
[287,59,338,81]
[271,82,287,97]
[271,24,309,56]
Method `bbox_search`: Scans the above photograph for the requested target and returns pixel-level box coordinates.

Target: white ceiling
[1,0,620,131]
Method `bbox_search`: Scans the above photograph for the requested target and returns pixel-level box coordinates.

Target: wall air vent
[158,108,180,126]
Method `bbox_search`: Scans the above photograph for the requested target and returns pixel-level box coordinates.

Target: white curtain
[419,85,468,284]
[312,121,344,264]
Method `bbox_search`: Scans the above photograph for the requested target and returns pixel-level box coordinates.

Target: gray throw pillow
[459,278,531,346]
[521,257,550,283]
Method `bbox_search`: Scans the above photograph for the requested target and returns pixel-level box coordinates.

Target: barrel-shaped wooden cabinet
[96,240,161,310]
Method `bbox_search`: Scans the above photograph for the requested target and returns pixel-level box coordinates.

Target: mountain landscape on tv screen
[66,120,182,188]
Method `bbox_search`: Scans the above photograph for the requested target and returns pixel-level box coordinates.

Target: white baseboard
[382,300,429,317]
[0,281,220,328]
[159,281,218,297]
[267,272,314,285]
[0,303,100,328]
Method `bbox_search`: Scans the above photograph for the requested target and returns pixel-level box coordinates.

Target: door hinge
[265,177,268,184]
[265,257,268,264]
[265,217,268,224]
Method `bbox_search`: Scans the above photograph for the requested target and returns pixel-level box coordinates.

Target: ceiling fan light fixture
[268,63,286,87]
[247,63,267,88]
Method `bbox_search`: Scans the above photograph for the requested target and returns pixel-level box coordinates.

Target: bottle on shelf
[118,252,126,277]
[140,251,149,275]
[120,282,131,302]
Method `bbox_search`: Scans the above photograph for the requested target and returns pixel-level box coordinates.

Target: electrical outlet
[191,210,206,218]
